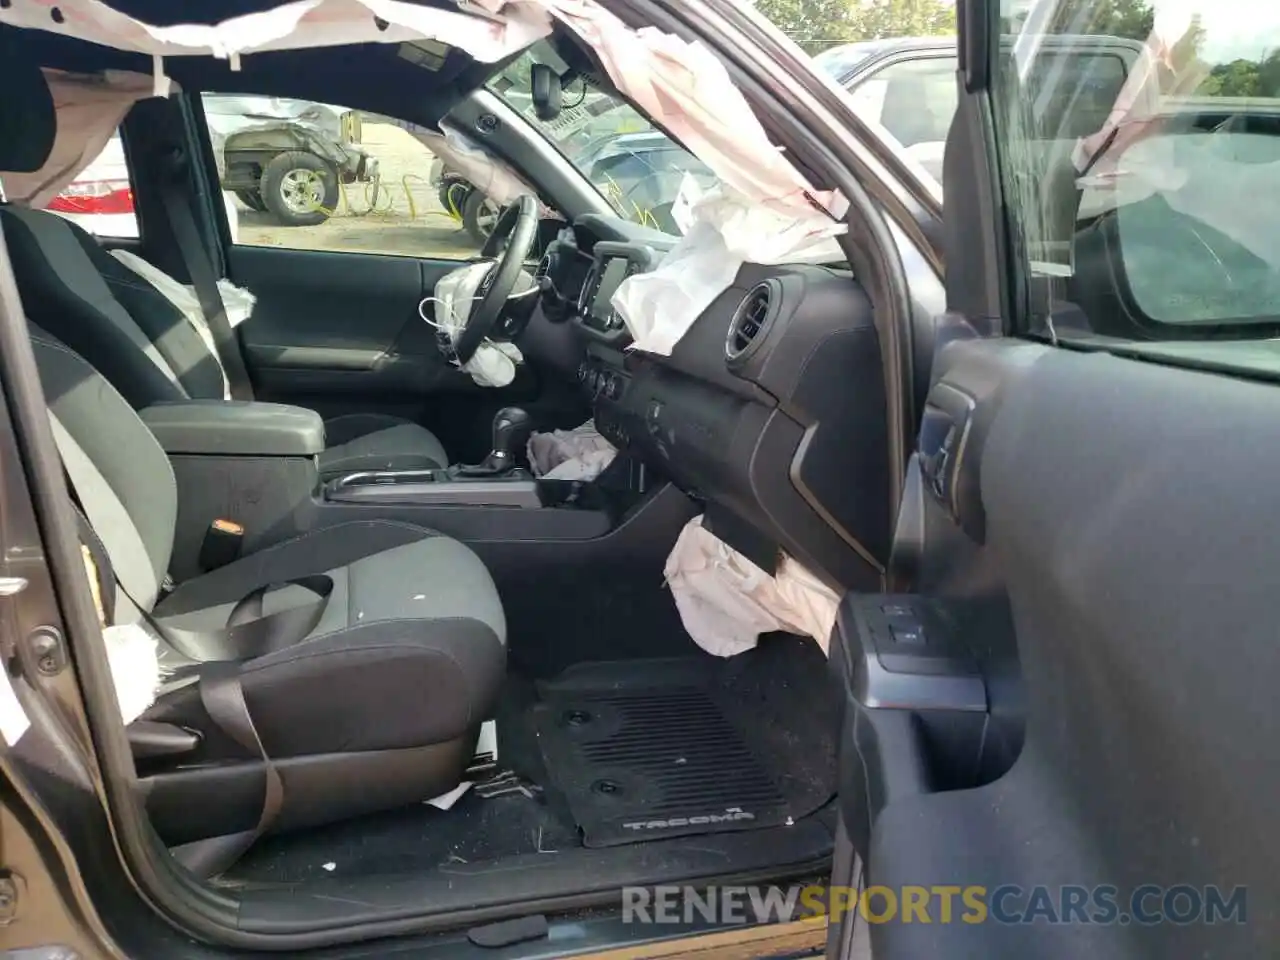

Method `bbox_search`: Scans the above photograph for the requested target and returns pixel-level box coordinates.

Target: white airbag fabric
[82,544,162,725]
[407,123,549,212]
[664,516,839,658]
[0,0,548,65]
[109,249,257,400]
[614,178,847,355]
[103,624,163,725]
[427,260,530,388]
[527,420,616,481]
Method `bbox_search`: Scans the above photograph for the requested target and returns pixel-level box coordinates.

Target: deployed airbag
[110,249,257,401]
[527,420,616,481]
[664,516,839,658]
[423,261,531,388]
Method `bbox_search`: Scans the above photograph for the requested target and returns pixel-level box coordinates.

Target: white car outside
[44,135,240,242]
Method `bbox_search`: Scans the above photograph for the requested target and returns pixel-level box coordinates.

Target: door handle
[918,383,976,523]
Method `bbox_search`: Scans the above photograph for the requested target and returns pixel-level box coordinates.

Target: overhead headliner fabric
[0,0,843,219]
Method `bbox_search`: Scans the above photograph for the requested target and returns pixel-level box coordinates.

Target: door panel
[232,245,457,392]
[836,337,1276,957]
[229,245,540,448]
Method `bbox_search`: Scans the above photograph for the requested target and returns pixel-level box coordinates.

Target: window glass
[201,94,495,258]
[1026,51,1128,139]
[994,0,1280,334]
[487,44,713,234]
[862,57,959,149]
[41,132,139,240]
[842,56,958,191]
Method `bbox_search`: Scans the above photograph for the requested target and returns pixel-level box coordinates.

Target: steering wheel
[451,194,539,365]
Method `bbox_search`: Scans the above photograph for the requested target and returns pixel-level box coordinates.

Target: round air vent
[725,280,779,364]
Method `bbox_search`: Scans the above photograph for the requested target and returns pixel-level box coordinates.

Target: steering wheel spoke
[451,195,539,366]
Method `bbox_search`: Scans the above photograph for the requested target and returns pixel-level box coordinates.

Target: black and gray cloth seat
[0,36,449,479]
[33,327,506,868]
[0,206,450,480]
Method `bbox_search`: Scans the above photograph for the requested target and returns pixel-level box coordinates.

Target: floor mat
[223,639,838,881]
[534,635,838,847]
[224,676,579,885]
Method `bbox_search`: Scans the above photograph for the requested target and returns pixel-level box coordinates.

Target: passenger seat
[33,324,506,870]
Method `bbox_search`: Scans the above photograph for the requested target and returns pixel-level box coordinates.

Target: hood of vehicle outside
[202,95,348,145]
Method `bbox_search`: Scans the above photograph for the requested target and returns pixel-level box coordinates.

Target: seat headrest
[0,26,56,175]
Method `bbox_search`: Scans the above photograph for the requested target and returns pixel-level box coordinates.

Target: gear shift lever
[455,407,533,477]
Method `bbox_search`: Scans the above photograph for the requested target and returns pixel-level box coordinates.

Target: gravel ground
[236,122,484,260]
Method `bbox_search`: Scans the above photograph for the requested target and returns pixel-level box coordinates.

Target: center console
[324,469,541,507]
[325,405,542,506]
[143,398,656,581]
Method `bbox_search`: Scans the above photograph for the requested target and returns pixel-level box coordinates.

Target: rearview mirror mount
[530,63,562,121]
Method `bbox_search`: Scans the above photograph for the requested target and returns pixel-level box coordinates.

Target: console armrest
[140,400,325,457]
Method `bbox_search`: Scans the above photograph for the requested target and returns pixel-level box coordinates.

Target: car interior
[0,6,866,930]
[4,0,1277,956]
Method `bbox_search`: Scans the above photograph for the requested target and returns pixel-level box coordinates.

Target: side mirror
[531,63,563,121]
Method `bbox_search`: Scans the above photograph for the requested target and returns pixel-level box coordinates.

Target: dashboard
[535,214,891,592]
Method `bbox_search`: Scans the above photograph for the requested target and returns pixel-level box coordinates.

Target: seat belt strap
[156,575,334,662]
[171,660,284,877]
[57,433,332,663]
[156,156,254,401]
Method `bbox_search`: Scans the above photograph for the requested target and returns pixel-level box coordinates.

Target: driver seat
[0,45,449,480]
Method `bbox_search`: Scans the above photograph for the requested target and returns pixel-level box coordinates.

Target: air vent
[725,281,777,363]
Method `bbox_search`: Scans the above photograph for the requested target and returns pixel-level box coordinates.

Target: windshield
[487,44,716,234]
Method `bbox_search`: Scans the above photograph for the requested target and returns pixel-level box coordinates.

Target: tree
[1046,0,1153,42]
[1200,59,1261,97]
[754,0,957,55]
[847,0,957,43]
[1199,51,1280,98]
[753,0,865,53]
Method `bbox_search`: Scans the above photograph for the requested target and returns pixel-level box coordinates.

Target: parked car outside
[202,95,379,227]
[43,134,241,242]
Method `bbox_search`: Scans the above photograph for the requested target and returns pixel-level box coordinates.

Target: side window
[199,94,490,259]
[1025,52,1128,140]
[40,131,139,240]
[847,56,959,189]
[994,0,1280,338]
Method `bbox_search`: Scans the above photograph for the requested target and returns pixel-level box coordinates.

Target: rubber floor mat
[534,683,793,847]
